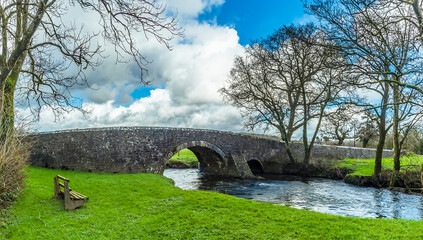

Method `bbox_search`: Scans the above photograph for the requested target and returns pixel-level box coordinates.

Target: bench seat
[69,190,87,200]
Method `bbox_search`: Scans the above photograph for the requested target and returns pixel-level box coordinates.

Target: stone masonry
[28,127,394,177]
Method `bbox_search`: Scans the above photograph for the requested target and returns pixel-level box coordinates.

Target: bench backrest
[54,175,70,198]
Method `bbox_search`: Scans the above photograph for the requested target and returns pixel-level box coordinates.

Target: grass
[1,167,423,239]
[335,154,423,176]
[168,149,198,165]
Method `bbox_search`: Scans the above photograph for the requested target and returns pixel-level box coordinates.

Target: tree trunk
[390,83,401,187]
[374,82,389,179]
[2,78,15,127]
[362,138,369,148]
[1,77,17,140]
[306,103,325,165]
[0,56,22,140]
[302,115,310,165]
[284,143,297,165]
[279,127,296,165]
[374,132,386,177]
[303,147,311,165]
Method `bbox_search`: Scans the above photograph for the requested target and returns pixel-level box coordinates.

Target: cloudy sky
[21,0,308,133]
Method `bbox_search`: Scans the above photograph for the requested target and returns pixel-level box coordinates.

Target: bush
[0,130,30,208]
[398,152,423,188]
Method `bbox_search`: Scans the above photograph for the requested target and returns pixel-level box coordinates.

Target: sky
[19,0,310,133]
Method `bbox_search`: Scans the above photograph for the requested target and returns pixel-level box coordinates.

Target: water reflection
[164,168,423,220]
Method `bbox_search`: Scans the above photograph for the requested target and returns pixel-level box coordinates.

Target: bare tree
[0,0,183,136]
[320,105,358,145]
[397,0,423,36]
[403,124,423,154]
[306,0,423,182]
[220,24,348,165]
[356,112,379,148]
[306,0,393,177]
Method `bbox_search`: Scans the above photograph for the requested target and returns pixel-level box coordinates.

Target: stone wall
[310,144,393,159]
[28,127,394,176]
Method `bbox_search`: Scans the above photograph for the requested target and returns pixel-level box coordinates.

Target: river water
[164,168,423,220]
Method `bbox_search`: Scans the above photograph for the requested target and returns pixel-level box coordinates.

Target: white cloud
[30,89,244,132]
[164,0,225,18]
[144,22,242,105]
[19,0,249,133]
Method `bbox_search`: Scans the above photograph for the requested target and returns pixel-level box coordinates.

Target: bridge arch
[247,159,264,176]
[166,141,227,175]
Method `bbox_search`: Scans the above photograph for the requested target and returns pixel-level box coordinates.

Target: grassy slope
[336,154,423,176]
[1,167,423,239]
[168,149,198,165]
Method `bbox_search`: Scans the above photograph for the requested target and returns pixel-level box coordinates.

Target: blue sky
[129,1,307,101]
[198,0,306,45]
[31,0,310,133]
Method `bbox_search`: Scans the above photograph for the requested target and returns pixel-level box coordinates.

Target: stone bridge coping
[29,126,280,140]
[28,127,389,153]
[31,126,237,135]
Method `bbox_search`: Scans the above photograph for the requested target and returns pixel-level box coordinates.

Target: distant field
[337,154,423,176]
[2,167,423,239]
[168,148,198,165]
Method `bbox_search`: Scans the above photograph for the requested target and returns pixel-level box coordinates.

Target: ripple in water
[164,168,423,220]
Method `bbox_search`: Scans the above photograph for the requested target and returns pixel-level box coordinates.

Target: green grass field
[1,166,423,239]
[168,149,198,165]
[336,154,423,176]
[169,149,199,168]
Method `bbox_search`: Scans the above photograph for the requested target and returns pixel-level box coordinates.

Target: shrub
[398,152,423,188]
[0,129,30,208]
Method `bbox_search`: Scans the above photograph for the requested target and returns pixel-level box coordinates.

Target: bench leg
[64,198,89,210]
[53,176,61,198]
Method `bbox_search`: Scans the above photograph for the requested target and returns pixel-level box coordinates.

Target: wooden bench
[54,175,89,210]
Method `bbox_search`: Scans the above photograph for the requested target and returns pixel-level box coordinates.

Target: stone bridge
[28,127,393,178]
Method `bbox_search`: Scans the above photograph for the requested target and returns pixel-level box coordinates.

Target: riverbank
[331,154,423,191]
[1,166,423,239]
[266,154,423,192]
[168,150,423,191]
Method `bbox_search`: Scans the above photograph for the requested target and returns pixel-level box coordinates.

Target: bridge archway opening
[167,149,199,168]
[247,159,264,176]
[167,141,226,175]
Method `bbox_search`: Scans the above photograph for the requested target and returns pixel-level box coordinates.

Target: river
[164,168,423,220]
